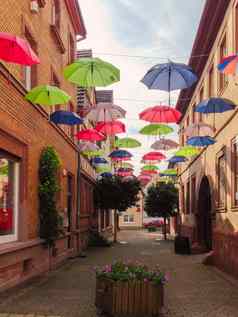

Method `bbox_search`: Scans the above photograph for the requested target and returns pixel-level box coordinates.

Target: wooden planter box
[95,278,164,316]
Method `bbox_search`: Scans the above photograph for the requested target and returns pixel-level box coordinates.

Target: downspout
[76,148,81,253]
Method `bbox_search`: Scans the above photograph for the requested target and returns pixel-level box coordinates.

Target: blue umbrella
[187,136,216,147]
[109,149,132,158]
[100,172,113,177]
[50,110,83,125]
[168,156,187,163]
[92,157,108,164]
[141,61,197,104]
[195,98,235,113]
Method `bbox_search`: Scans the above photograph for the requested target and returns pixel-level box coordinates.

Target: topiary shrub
[38,146,63,247]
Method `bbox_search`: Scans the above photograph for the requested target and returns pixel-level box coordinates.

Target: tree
[144,182,178,240]
[94,176,140,242]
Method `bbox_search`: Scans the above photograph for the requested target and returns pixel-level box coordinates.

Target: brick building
[177,0,238,278]
[0,0,87,290]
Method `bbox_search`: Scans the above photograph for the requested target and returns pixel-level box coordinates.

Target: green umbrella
[64,57,120,87]
[82,150,104,157]
[175,146,199,157]
[25,85,71,106]
[142,165,159,171]
[115,137,141,148]
[140,124,173,136]
[96,165,111,173]
[161,169,177,176]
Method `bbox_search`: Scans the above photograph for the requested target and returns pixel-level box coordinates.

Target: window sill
[50,25,66,54]
[0,238,43,256]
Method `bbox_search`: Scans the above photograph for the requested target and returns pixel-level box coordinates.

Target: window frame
[185,180,190,214]
[208,63,214,98]
[231,137,238,209]
[216,147,227,212]
[191,175,196,214]
[219,32,228,93]
[123,214,134,223]
[199,86,204,122]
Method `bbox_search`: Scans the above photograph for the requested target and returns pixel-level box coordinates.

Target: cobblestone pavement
[1,230,238,317]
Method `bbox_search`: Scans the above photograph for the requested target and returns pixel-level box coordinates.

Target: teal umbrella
[64,57,120,87]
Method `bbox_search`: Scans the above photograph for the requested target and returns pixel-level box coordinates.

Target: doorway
[197,176,212,250]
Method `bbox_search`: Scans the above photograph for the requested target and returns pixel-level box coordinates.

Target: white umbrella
[151,139,179,151]
[184,123,215,137]
[86,102,126,122]
[79,141,99,152]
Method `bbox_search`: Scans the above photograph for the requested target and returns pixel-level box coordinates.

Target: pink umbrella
[138,174,152,181]
[111,157,131,161]
[184,123,215,138]
[151,139,179,151]
[141,170,158,175]
[0,32,40,65]
[75,128,105,141]
[139,105,181,123]
[117,171,133,177]
[143,151,166,161]
[95,120,125,136]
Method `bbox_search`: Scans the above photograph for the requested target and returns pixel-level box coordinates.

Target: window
[199,87,204,122]
[231,138,238,207]
[52,0,60,30]
[192,103,196,124]
[219,34,228,92]
[51,69,60,112]
[68,33,75,64]
[123,214,134,223]
[208,64,214,97]
[216,148,226,209]
[23,27,37,90]
[191,176,196,213]
[186,181,190,214]
[0,152,20,244]
[180,185,185,213]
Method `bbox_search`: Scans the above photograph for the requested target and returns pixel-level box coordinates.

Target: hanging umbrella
[79,142,99,152]
[115,137,141,148]
[140,124,173,136]
[117,167,134,173]
[139,105,181,123]
[75,128,105,141]
[92,157,108,164]
[82,150,104,157]
[109,149,132,159]
[160,169,177,176]
[122,175,136,181]
[117,171,133,177]
[119,162,134,169]
[50,110,83,125]
[151,139,179,150]
[175,146,199,157]
[218,54,238,75]
[141,61,197,104]
[25,85,70,106]
[141,170,158,175]
[86,103,126,122]
[96,165,111,173]
[143,151,166,161]
[95,120,125,136]
[138,174,152,181]
[195,98,236,114]
[184,123,215,137]
[142,165,159,171]
[168,156,187,163]
[100,172,113,177]
[64,57,120,87]
[187,136,216,147]
[0,32,40,65]
[111,157,131,162]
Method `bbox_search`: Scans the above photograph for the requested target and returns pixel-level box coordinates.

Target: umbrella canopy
[122,175,136,181]
[168,156,187,163]
[142,165,159,171]
[184,123,215,137]
[92,157,108,164]
[100,172,113,177]
[96,165,111,173]
[175,146,199,157]
[25,85,70,106]
[79,142,99,152]
[141,61,197,91]
[0,32,40,65]
[95,120,125,136]
[139,105,181,123]
[115,137,141,148]
[50,110,83,125]
[86,103,126,122]
[151,139,179,150]
[117,167,134,173]
[82,150,104,157]
[111,157,131,162]
[160,169,177,176]
[195,98,236,113]
[140,124,173,136]
[117,170,133,177]
[187,136,216,147]
[141,170,158,175]
[64,57,120,87]
[143,151,166,161]
[218,54,238,75]
[75,128,105,141]
[138,174,152,181]
[119,162,134,169]
[109,149,132,159]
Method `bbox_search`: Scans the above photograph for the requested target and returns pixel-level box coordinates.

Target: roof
[64,0,87,37]
[176,0,230,121]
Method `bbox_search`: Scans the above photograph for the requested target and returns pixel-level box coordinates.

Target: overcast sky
[78,0,205,175]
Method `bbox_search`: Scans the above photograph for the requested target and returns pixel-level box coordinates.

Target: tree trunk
[114,210,118,243]
[163,217,167,240]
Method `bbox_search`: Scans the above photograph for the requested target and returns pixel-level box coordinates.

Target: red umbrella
[95,120,125,136]
[139,105,181,123]
[117,171,133,177]
[143,151,166,161]
[0,32,40,65]
[141,170,158,175]
[138,175,152,181]
[75,128,105,141]
[111,157,131,161]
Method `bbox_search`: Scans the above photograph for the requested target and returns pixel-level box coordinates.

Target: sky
[78,0,206,175]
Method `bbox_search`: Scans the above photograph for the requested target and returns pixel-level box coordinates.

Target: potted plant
[95,261,167,316]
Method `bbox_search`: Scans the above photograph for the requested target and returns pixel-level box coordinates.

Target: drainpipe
[76,147,81,254]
